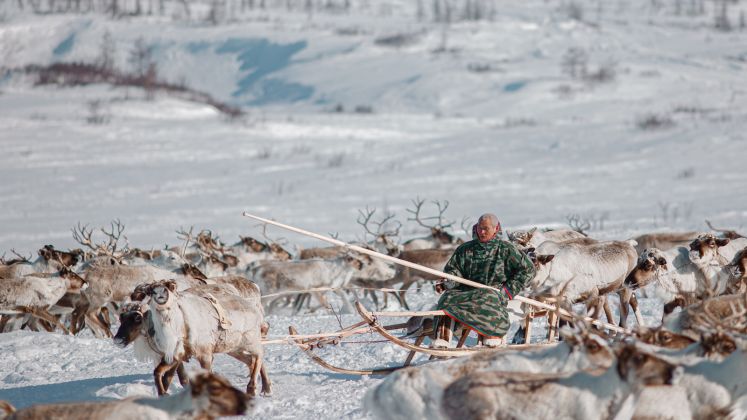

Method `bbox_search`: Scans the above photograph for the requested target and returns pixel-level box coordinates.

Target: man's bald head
[475,213,501,242]
[478,213,499,227]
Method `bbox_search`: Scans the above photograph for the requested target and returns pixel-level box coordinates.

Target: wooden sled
[286,302,553,376]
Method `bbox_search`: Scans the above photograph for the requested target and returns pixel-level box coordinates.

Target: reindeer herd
[0,200,746,419]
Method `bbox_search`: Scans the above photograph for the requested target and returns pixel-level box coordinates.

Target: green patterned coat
[436,236,535,337]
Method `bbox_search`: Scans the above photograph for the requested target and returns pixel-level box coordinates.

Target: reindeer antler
[357,206,401,251]
[9,249,31,263]
[101,219,128,255]
[72,221,127,258]
[566,214,591,236]
[706,220,744,240]
[176,226,195,258]
[406,197,455,231]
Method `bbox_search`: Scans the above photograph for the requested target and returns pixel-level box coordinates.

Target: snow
[1,0,746,418]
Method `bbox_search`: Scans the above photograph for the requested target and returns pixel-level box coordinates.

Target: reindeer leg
[0,315,9,332]
[247,356,263,396]
[154,360,178,396]
[630,293,645,327]
[31,308,69,334]
[176,363,189,387]
[259,363,272,396]
[162,363,180,393]
[334,289,355,314]
[602,297,615,326]
[84,310,112,338]
[617,289,631,329]
[292,293,305,315]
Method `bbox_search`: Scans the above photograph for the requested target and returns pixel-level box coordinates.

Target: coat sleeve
[442,246,465,283]
[502,243,535,298]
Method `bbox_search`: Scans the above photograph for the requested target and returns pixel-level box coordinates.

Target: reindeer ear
[527,227,537,236]
[717,238,730,247]
[642,259,654,270]
[165,280,177,292]
[537,254,554,264]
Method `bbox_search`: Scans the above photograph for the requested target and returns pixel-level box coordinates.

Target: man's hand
[435,281,446,294]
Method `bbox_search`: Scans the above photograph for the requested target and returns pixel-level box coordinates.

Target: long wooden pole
[242,212,631,334]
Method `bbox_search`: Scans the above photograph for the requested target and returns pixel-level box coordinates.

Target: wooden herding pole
[242,212,631,334]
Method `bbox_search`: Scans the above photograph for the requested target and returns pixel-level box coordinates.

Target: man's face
[476,219,497,242]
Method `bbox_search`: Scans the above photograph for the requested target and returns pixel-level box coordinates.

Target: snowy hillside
[0,0,746,418]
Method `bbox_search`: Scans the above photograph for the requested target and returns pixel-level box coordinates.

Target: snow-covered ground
[0,0,746,417]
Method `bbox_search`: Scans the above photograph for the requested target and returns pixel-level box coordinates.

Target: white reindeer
[508,227,588,250]
[144,280,270,396]
[251,254,394,313]
[3,371,248,420]
[0,268,85,334]
[439,342,676,420]
[366,326,615,420]
[529,240,640,326]
[626,237,744,316]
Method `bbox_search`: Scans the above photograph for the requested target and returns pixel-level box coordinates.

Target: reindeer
[143,280,270,396]
[252,253,393,314]
[4,371,248,420]
[0,268,85,334]
[0,249,64,279]
[625,236,745,316]
[508,227,588,250]
[726,247,747,294]
[528,240,640,328]
[366,324,616,420]
[439,342,676,420]
[371,248,454,310]
[652,338,747,419]
[402,199,462,251]
[662,293,747,340]
[631,231,703,254]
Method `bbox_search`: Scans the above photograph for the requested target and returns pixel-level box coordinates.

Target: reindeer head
[59,267,86,293]
[689,234,730,266]
[526,254,554,292]
[189,371,249,418]
[240,236,268,253]
[726,247,747,294]
[113,302,148,347]
[268,243,292,260]
[626,248,668,289]
[635,327,696,350]
[559,324,615,370]
[181,263,208,281]
[147,280,178,306]
[615,343,677,386]
[700,332,738,358]
[130,282,153,301]
[507,227,537,247]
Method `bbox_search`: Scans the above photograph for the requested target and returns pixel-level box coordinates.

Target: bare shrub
[290,145,312,156]
[561,47,588,80]
[636,113,674,130]
[374,32,421,48]
[354,105,373,114]
[563,1,585,21]
[467,62,501,73]
[583,61,616,84]
[326,152,346,168]
[676,167,695,179]
[256,147,272,159]
[654,201,694,226]
[503,117,536,128]
[23,62,243,118]
[86,99,110,124]
[335,27,363,36]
